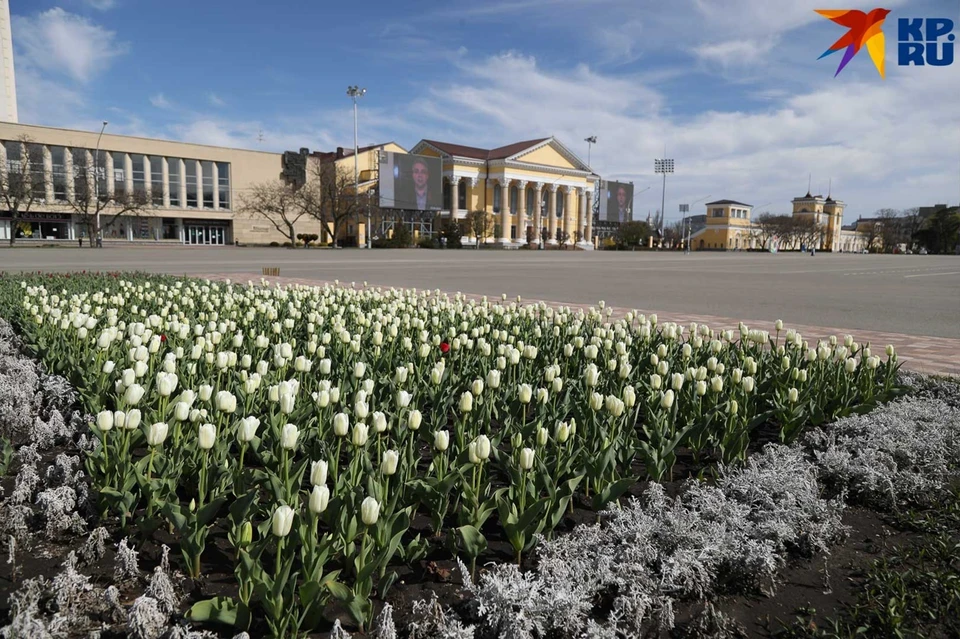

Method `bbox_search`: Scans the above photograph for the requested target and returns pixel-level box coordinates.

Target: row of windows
[711,207,750,219]
[2,141,230,210]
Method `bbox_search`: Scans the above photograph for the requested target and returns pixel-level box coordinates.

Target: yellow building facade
[694,200,759,250]
[411,137,596,248]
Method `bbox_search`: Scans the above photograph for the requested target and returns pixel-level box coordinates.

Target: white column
[584,191,593,244]
[142,155,152,201]
[564,188,576,245]
[105,152,115,198]
[531,183,542,246]
[499,178,511,244]
[547,184,558,244]
[516,180,527,244]
[449,177,458,218]
[42,146,53,202]
[178,159,187,208]
[64,148,75,202]
[127,219,134,241]
[579,188,588,244]
[212,162,220,210]
[161,157,170,208]
[123,153,134,199]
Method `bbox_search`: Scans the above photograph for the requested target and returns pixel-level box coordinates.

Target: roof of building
[420,138,551,160]
[311,142,400,163]
[705,199,752,207]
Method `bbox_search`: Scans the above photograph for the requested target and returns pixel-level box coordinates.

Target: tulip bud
[623,385,636,408]
[471,378,484,397]
[354,400,369,421]
[695,380,707,396]
[124,383,145,406]
[361,496,380,526]
[382,449,400,476]
[281,423,300,450]
[775,319,784,332]
[198,423,216,450]
[353,362,366,379]
[238,416,260,443]
[199,385,213,402]
[372,411,388,433]
[102,360,116,374]
[216,390,237,414]
[434,430,449,452]
[536,388,549,404]
[310,460,328,487]
[475,435,491,461]
[459,391,474,413]
[886,344,895,357]
[239,521,253,547]
[589,391,604,411]
[537,426,549,447]
[520,447,535,471]
[309,485,330,515]
[660,389,675,409]
[787,387,799,403]
[351,422,369,447]
[396,390,412,409]
[272,505,295,537]
[650,373,662,390]
[555,422,570,443]
[710,376,723,393]
[147,422,168,447]
[333,412,349,437]
[407,409,422,431]
[844,357,857,374]
[96,410,114,432]
[189,408,202,423]
[728,399,739,415]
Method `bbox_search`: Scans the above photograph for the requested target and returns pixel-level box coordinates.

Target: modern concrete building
[0,122,323,245]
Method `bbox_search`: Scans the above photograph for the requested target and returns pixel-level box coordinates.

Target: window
[712,207,724,218]
[150,156,163,206]
[4,140,21,177]
[493,184,502,213]
[131,154,146,194]
[168,159,181,207]
[113,153,126,197]
[510,185,518,214]
[556,191,564,218]
[202,161,214,209]
[50,146,67,202]
[217,162,230,209]
[72,148,87,200]
[162,218,179,240]
[185,161,198,208]
[457,182,466,210]
[443,181,451,211]
[526,188,535,216]
[28,144,45,200]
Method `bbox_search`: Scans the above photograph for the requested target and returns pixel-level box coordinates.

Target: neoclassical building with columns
[410,137,597,248]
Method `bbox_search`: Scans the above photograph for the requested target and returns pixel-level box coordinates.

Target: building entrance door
[186,225,226,245]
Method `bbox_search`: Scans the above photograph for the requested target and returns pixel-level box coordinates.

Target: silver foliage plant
[425,391,957,638]
[807,397,960,508]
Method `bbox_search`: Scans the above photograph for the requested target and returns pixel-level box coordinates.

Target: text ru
[898,18,955,66]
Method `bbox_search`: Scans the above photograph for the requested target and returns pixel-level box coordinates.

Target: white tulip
[96,410,114,432]
[147,422,169,447]
[382,449,400,476]
[408,409,422,431]
[710,376,723,393]
[199,385,213,402]
[216,390,237,414]
[434,430,450,451]
[650,373,662,390]
[124,384,145,406]
[372,411,388,433]
[309,485,330,515]
[787,388,799,403]
[351,422,369,447]
[660,389,675,409]
[272,505,295,537]
[361,496,380,526]
[198,423,216,450]
[520,447,535,471]
[238,416,260,442]
[589,392,604,411]
[459,391,474,413]
[475,435,491,460]
[333,412,350,437]
[281,423,300,450]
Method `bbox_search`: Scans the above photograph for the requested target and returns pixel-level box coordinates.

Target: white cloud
[693,38,777,67]
[150,93,172,109]
[207,93,227,107]
[12,8,127,83]
[82,0,118,10]
[406,51,959,219]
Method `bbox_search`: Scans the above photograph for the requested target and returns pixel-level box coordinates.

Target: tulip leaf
[457,525,487,559]
[187,596,239,627]
[592,477,635,510]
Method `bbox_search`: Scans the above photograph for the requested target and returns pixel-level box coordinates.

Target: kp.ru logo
[816,8,955,78]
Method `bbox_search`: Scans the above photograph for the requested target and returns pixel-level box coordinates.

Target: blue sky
[10,0,960,222]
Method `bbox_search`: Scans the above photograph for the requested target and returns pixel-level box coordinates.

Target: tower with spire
[791,177,844,251]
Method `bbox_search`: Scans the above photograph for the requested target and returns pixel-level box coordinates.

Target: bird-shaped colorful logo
[816,8,892,78]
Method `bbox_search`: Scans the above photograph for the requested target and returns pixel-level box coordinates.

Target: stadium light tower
[654,157,674,242]
[584,136,597,167]
[94,120,108,248]
[347,86,367,247]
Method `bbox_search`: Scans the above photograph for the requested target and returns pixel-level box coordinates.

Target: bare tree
[900,207,923,250]
[0,135,42,246]
[240,180,310,247]
[69,159,149,247]
[301,158,364,247]
[754,213,782,250]
[465,209,491,249]
[792,216,824,251]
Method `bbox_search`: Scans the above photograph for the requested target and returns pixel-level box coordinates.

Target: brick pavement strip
[193,272,960,377]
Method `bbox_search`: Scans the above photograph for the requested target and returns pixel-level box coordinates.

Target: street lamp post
[584,136,596,167]
[679,203,689,252]
[346,86,367,248]
[94,120,108,248]
[654,157,674,246]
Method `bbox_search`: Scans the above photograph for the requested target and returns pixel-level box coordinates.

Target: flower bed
[0,273,908,636]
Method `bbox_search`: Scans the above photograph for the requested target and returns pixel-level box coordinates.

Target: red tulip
[440,342,450,354]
